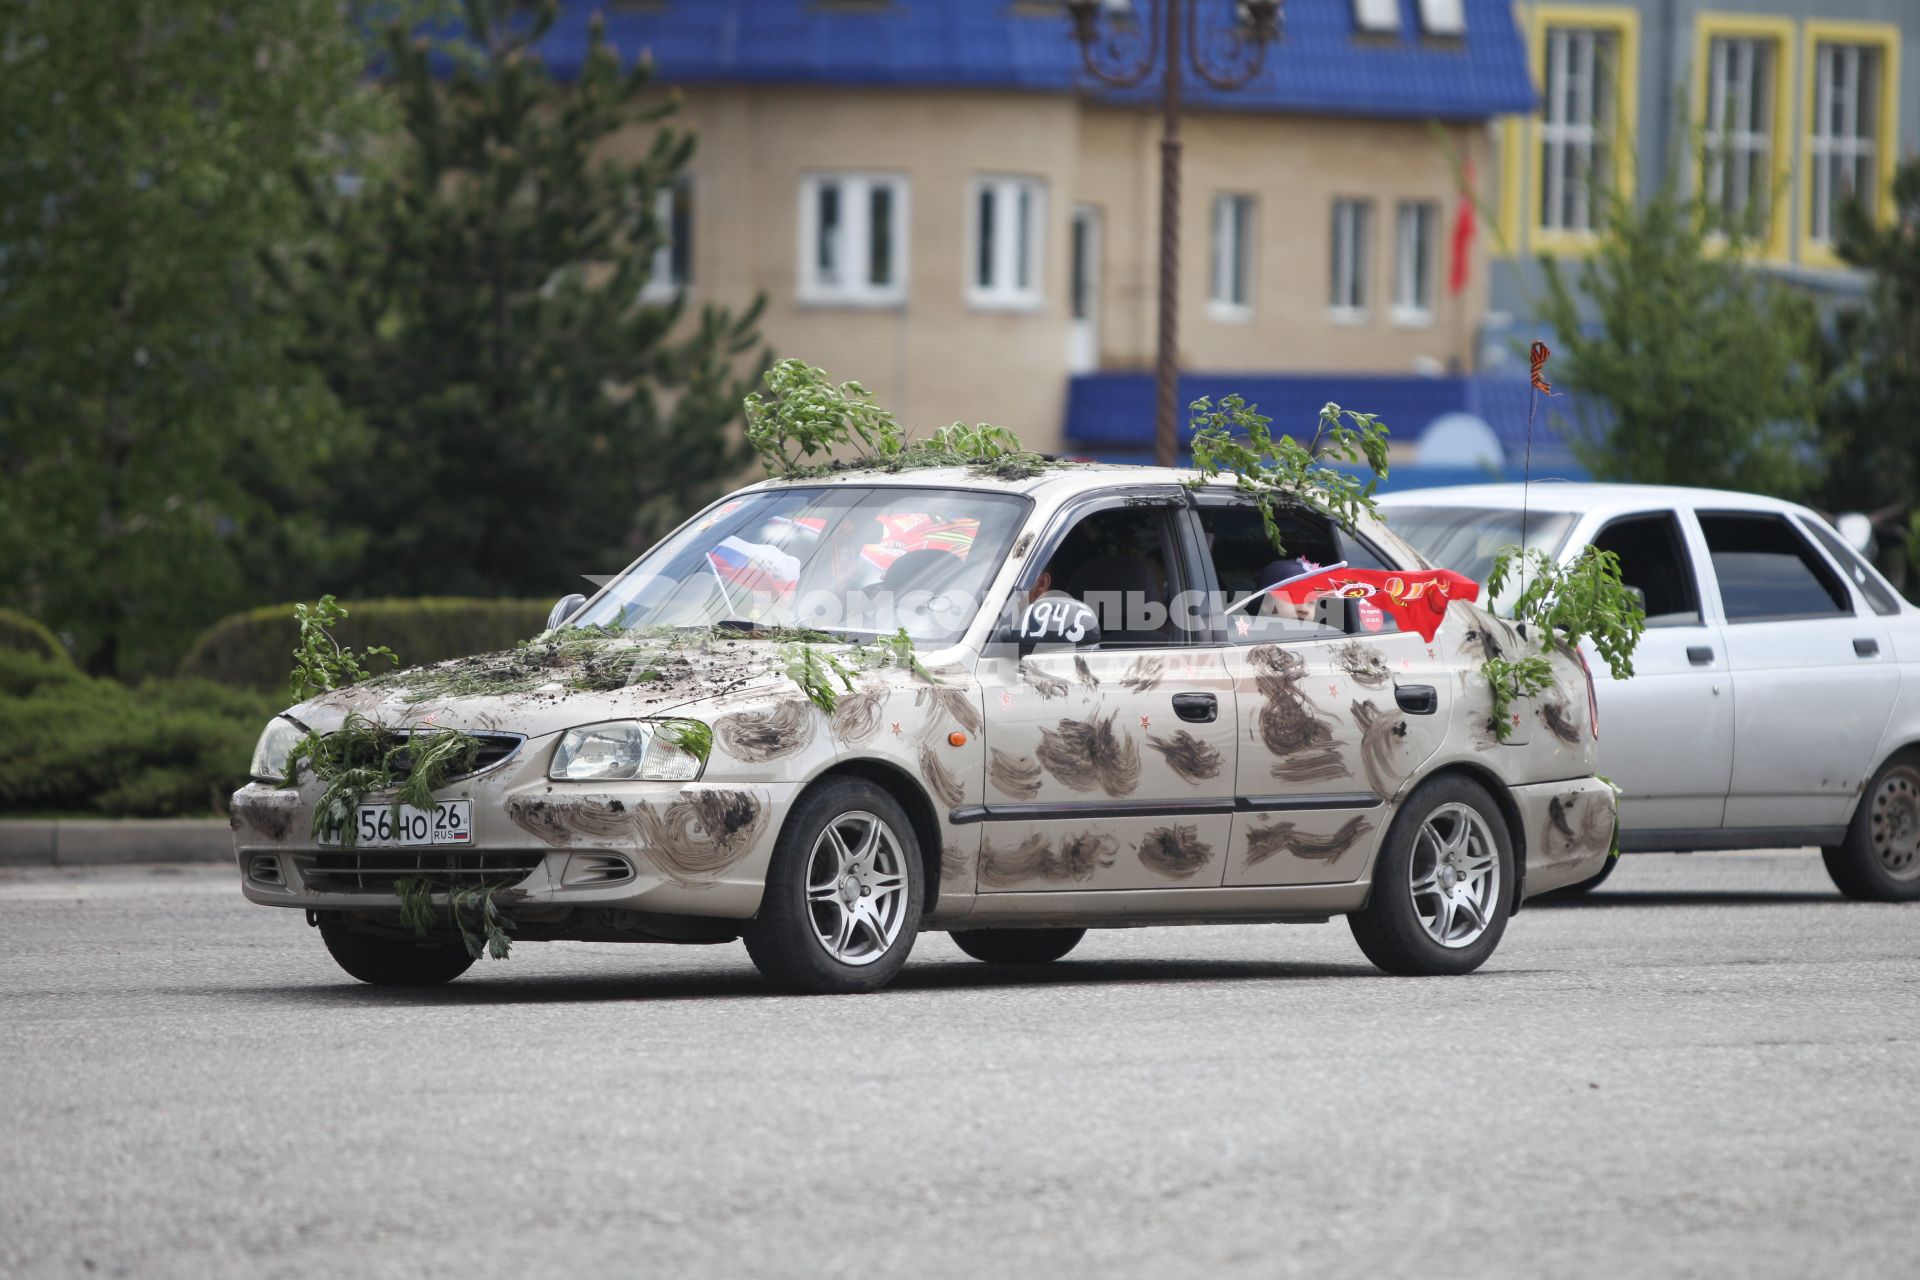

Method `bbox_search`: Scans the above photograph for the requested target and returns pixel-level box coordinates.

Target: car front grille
[295,850,546,893]
[387,731,525,783]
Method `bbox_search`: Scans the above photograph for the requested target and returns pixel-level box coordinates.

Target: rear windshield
[1380,505,1578,586]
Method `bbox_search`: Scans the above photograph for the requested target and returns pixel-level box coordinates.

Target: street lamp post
[1066,0,1282,467]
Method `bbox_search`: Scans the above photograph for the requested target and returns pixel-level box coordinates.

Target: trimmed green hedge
[0,607,70,667]
[177,597,552,692]
[0,651,279,818]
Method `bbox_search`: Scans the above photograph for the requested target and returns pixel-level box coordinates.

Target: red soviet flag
[1272,568,1481,643]
[1448,159,1476,297]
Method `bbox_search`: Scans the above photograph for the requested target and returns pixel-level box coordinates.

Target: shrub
[0,651,278,817]
[0,607,70,667]
[176,597,551,692]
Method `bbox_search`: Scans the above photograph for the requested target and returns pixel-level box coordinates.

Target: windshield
[571,486,1031,643]
[1380,505,1578,586]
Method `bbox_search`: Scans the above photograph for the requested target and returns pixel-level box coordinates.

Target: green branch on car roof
[1186,395,1391,556]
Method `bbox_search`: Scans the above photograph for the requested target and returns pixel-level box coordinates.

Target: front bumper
[231,738,800,923]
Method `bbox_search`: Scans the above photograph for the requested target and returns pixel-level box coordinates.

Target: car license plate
[323,800,473,847]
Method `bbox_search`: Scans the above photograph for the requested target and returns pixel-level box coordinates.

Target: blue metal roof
[1063,370,1586,473]
[542,0,1536,122]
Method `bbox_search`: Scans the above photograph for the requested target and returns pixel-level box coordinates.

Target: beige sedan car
[233,466,1615,993]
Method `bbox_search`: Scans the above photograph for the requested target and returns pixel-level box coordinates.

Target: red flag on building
[1271,567,1481,643]
[1448,159,1476,297]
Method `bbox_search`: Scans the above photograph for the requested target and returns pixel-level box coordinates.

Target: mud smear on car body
[915,684,982,739]
[506,793,633,846]
[1036,712,1142,796]
[1352,700,1412,798]
[1547,791,1613,865]
[1248,645,1347,783]
[1244,815,1372,866]
[1073,655,1100,689]
[1538,694,1582,747]
[1332,641,1390,689]
[918,746,967,808]
[636,789,768,884]
[1147,730,1224,785]
[1137,824,1213,879]
[979,831,1118,887]
[715,699,817,762]
[828,682,887,744]
[230,789,299,842]
[1019,659,1071,700]
[989,748,1045,800]
[1119,656,1163,693]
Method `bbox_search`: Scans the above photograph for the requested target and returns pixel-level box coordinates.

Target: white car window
[1797,516,1903,617]
[1697,512,1851,622]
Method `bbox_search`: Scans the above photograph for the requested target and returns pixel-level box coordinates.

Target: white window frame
[1538,27,1615,235]
[1702,36,1775,235]
[1808,43,1880,245]
[1329,198,1372,323]
[968,176,1046,311]
[1208,193,1255,320]
[1392,200,1436,326]
[641,175,693,302]
[797,173,909,308]
[1417,0,1465,38]
[1353,0,1400,34]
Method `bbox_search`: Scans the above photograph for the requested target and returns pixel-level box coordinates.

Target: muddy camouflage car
[233,466,1616,993]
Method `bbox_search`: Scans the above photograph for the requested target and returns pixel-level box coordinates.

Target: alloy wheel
[805,811,911,966]
[1408,802,1501,949]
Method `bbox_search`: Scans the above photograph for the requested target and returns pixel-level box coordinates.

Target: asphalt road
[2,852,1915,1280]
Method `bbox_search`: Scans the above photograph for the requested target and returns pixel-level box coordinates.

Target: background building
[553,0,1557,480]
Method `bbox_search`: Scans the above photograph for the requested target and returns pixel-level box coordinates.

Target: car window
[571,486,1029,643]
[1196,501,1401,643]
[1589,513,1701,627]
[1380,505,1577,585]
[1798,516,1902,617]
[1025,501,1190,648]
[1697,512,1851,622]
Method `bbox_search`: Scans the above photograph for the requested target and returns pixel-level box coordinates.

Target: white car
[1381,483,1920,901]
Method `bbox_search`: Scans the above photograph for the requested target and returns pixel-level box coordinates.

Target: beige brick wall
[618,85,1496,453]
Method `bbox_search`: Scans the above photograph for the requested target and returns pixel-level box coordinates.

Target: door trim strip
[948,793,1381,825]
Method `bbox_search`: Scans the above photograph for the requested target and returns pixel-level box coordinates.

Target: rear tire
[320,924,475,986]
[951,927,1086,965]
[1823,754,1920,902]
[742,778,924,993]
[1349,775,1514,976]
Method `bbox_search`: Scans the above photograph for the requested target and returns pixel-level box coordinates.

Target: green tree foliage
[1538,180,1819,497]
[282,0,766,601]
[0,1,379,676]
[1815,161,1920,583]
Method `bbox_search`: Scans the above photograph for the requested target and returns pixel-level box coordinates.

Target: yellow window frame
[1690,13,1795,262]
[1799,19,1901,269]
[1507,4,1641,257]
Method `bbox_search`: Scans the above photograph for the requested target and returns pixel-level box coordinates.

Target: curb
[0,820,234,868]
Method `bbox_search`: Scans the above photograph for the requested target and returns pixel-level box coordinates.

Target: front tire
[742,778,924,993]
[1823,754,1920,902]
[1349,775,1514,976]
[951,927,1086,965]
[321,924,475,986]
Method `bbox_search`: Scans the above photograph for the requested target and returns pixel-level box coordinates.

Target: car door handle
[1855,638,1880,658]
[1687,646,1714,666]
[1394,684,1437,715]
[1171,692,1217,723]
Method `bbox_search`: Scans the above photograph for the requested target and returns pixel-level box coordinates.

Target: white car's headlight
[249,716,308,783]
[550,721,703,782]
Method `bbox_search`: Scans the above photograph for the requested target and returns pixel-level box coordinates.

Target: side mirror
[546,593,587,631]
[1621,584,1646,613]
[1017,597,1101,655]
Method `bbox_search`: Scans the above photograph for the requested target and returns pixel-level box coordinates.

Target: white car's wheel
[743,778,924,993]
[1824,754,1920,902]
[1349,775,1514,976]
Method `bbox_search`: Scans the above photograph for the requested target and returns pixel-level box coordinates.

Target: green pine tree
[282,0,766,601]
[0,0,379,676]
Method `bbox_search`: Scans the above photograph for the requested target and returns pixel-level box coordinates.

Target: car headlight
[249,716,308,783]
[550,721,703,782]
